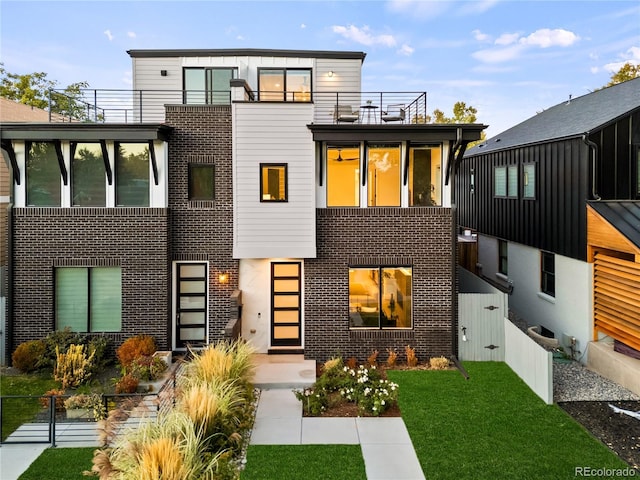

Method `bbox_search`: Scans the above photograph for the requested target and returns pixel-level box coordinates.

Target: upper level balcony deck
[43,87,427,126]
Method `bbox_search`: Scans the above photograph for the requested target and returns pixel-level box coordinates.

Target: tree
[605,62,640,87]
[424,101,478,124]
[0,63,90,120]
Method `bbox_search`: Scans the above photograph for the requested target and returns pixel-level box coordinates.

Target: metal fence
[1,368,181,447]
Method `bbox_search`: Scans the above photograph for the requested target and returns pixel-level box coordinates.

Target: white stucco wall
[476,235,593,363]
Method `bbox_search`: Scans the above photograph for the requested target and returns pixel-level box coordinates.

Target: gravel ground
[554,360,640,469]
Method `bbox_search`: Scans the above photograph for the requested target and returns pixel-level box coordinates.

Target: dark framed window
[494,165,517,198]
[183,67,237,105]
[326,145,360,207]
[409,145,442,206]
[636,146,640,197]
[498,240,508,275]
[367,144,401,207]
[116,142,149,207]
[72,142,106,207]
[349,266,412,329]
[260,164,288,202]
[56,267,122,332]
[541,251,555,297]
[258,68,312,102]
[26,141,61,206]
[523,163,536,199]
[189,164,215,201]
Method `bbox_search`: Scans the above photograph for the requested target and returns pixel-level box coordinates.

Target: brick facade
[305,207,455,363]
[11,207,170,351]
[165,105,238,345]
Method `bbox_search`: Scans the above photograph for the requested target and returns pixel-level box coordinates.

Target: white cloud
[386,0,450,19]
[472,29,491,42]
[103,29,114,41]
[300,23,306,29]
[127,31,136,39]
[237,35,245,41]
[473,28,580,64]
[332,25,397,47]
[472,44,525,64]
[398,44,414,56]
[519,29,579,48]
[458,0,499,15]
[495,33,520,46]
[603,45,640,72]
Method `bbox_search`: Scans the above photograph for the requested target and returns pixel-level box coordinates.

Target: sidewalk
[250,388,425,480]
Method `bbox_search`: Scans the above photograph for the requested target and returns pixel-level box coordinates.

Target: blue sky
[1,0,638,136]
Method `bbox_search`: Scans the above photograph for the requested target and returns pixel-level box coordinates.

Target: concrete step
[251,354,317,389]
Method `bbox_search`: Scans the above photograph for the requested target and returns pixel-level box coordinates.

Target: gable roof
[467,77,640,156]
[589,201,640,250]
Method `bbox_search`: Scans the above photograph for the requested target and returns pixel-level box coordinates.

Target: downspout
[450,128,462,359]
[6,202,13,365]
[582,134,601,201]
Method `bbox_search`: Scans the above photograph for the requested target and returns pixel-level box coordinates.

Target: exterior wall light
[218,273,228,284]
[328,71,334,77]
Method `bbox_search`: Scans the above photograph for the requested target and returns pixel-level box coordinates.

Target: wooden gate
[458,292,506,361]
[594,252,640,351]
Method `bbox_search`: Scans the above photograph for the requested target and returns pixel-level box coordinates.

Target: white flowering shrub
[294,361,399,417]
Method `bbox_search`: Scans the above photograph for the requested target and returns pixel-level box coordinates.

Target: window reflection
[116,143,149,207]
[72,143,105,206]
[368,145,400,207]
[349,267,412,328]
[27,141,60,206]
[409,146,441,206]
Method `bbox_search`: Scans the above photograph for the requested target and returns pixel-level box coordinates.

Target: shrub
[323,357,342,372]
[345,357,358,370]
[117,335,157,369]
[429,356,450,370]
[294,387,328,416]
[367,350,379,367]
[54,344,95,389]
[130,355,168,382]
[42,328,86,368]
[64,393,107,420]
[181,340,255,388]
[12,340,47,373]
[405,345,418,367]
[40,389,66,412]
[87,335,111,374]
[386,348,398,367]
[115,373,139,394]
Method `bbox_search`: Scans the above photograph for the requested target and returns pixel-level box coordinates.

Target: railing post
[48,89,52,122]
[49,395,56,447]
[139,90,143,123]
[94,89,98,122]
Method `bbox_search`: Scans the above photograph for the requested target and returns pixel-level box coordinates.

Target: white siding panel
[131,57,182,122]
[233,103,316,259]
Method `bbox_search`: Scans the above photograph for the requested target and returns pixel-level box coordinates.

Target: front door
[175,262,208,349]
[271,262,302,347]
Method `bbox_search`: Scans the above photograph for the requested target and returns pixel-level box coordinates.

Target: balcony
[43,88,427,125]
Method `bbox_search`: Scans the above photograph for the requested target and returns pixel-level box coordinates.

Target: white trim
[537,291,556,304]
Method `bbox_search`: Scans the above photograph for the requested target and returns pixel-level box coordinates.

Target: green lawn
[388,363,631,480]
[19,447,95,480]
[1,373,59,441]
[241,444,366,480]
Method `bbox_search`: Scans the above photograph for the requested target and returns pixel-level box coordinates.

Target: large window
[367,144,401,207]
[116,143,149,206]
[189,164,215,201]
[349,267,412,329]
[183,67,237,104]
[72,142,106,207]
[409,145,441,206]
[494,165,518,198]
[56,267,122,332]
[541,251,555,297]
[327,145,360,207]
[260,164,287,202]
[258,68,312,102]
[26,141,60,206]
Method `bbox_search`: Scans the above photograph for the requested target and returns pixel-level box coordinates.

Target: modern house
[457,77,640,389]
[1,48,485,364]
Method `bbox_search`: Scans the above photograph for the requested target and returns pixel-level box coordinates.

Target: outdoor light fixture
[160,70,168,76]
[461,326,468,342]
[328,71,334,77]
[218,273,228,284]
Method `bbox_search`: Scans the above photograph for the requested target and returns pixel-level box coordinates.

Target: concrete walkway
[251,389,425,480]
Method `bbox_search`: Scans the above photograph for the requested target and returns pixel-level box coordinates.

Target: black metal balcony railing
[46,88,427,125]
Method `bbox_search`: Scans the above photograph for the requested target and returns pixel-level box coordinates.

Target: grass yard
[1,373,59,441]
[19,447,95,480]
[241,444,366,480]
[388,363,632,480]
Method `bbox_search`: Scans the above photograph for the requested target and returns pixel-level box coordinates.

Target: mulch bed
[558,400,640,469]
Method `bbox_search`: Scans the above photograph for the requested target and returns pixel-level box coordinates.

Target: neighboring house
[0,98,70,364]
[457,78,640,370]
[0,48,484,364]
